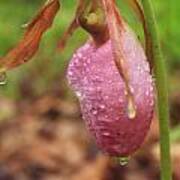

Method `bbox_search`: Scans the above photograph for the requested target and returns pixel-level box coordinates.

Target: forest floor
[0,74,180,180]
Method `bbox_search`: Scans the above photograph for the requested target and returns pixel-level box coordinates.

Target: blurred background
[0,0,179,179]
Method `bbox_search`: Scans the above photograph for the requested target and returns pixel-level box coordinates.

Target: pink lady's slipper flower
[67,0,154,158]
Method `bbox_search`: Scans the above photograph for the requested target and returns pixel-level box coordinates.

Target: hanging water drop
[0,72,7,86]
[119,156,130,166]
[113,156,130,166]
[127,97,136,119]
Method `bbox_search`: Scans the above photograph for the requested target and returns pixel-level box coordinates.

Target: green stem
[141,1,172,180]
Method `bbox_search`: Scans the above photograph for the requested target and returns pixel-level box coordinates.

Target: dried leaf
[0,0,60,71]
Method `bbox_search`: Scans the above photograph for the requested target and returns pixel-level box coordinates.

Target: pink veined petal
[67,25,154,156]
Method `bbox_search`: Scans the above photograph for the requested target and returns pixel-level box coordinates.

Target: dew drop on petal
[129,86,134,94]
[77,53,83,58]
[104,114,108,119]
[97,86,101,92]
[118,98,123,103]
[76,91,82,98]
[150,99,154,107]
[124,90,128,96]
[137,65,141,71]
[68,71,73,76]
[144,62,150,72]
[127,98,136,119]
[150,86,154,92]
[145,90,150,96]
[104,95,109,100]
[72,54,77,59]
[92,110,98,115]
[100,104,105,109]
[103,132,110,136]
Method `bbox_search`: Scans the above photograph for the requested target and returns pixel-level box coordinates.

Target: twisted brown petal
[0,0,60,71]
[101,0,137,118]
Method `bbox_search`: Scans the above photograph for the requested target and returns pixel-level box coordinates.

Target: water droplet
[150,86,154,92]
[145,90,150,96]
[104,95,109,99]
[144,62,150,72]
[92,110,98,115]
[113,156,130,166]
[77,53,82,58]
[103,132,110,136]
[0,72,7,86]
[127,98,136,119]
[68,71,73,76]
[82,43,90,51]
[73,54,77,59]
[129,86,134,94]
[137,65,141,71]
[76,91,82,98]
[118,98,123,103]
[86,58,91,64]
[150,99,154,107]
[124,90,128,96]
[100,104,105,109]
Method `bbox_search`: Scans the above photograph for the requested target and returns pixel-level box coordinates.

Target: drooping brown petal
[0,0,60,71]
[101,0,137,118]
[101,0,129,81]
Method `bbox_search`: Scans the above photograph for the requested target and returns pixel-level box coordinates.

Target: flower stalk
[141,0,172,180]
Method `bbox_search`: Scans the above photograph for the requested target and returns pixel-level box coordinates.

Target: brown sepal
[101,0,137,117]
[0,0,60,71]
